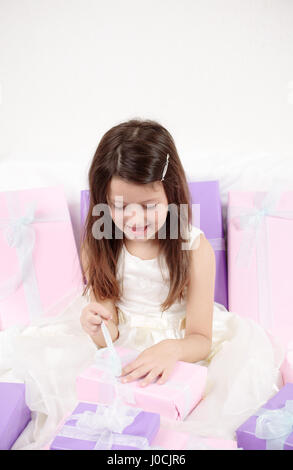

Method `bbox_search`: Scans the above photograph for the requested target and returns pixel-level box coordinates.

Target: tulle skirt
[0,292,284,449]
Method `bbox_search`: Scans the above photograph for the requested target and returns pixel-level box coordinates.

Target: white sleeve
[188,224,204,250]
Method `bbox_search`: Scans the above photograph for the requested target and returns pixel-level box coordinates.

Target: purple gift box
[80,189,90,235]
[236,383,293,450]
[0,382,31,450]
[188,180,228,308]
[50,401,160,450]
[80,179,228,308]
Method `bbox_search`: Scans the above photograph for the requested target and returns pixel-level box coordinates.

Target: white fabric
[0,225,284,449]
[114,225,200,349]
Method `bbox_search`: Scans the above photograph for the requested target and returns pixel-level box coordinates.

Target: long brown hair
[80,118,193,312]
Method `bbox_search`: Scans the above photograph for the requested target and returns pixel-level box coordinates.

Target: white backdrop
[1,0,293,249]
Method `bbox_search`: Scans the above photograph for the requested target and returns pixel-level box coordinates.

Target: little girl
[1,119,284,449]
[79,118,283,438]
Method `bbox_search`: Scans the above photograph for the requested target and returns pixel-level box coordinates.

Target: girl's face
[107,176,169,241]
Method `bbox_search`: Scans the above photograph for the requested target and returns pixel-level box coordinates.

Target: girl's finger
[120,356,145,376]
[120,365,152,384]
[156,368,171,385]
[89,315,102,325]
[139,368,163,387]
[88,303,113,321]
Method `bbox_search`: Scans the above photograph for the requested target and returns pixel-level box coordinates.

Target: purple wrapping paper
[80,180,228,308]
[50,401,160,450]
[0,382,31,450]
[188,180,228,308]
[80,190,90,235]
[236,383,293,450]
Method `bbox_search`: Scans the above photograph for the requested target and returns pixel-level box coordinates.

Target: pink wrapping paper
[76,346,207,421]
[0,185,83,330]
[227,190,293,349]
[151,427,238,450]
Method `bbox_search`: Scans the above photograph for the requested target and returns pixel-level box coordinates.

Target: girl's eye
[112,204,157,210]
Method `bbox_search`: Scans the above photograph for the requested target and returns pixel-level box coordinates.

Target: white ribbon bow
[57,320,165,449]
[255,400,293,450]
[0,193,66,322]
[227,180,293,331]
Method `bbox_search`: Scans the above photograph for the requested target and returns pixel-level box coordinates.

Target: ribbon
[118,308,185,331]
[254,400,293,450]
[93,321,138,405]
[58,408,217,450]
[58,401,152,450]
[164,380,193,420]
[57,396,168,449]
[68,320,193,448]
[0,192,67,322]
[96,319,193,419]
[227,181,293,331]
[56,320,165,449]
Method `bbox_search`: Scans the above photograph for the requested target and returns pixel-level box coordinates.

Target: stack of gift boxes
[45,337,238,450]
[0,181,293,450]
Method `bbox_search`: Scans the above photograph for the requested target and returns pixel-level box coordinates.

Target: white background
[1,0,293,247]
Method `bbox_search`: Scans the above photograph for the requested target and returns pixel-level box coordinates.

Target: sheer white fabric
[0,225,284,449]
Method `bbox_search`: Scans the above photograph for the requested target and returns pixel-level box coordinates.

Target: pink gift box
[0,186,83,330]
[227,189,293,349]
[76,346,207,421]
[151,427,238,450]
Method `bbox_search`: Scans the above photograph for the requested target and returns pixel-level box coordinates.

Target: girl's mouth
[126,224,149,234]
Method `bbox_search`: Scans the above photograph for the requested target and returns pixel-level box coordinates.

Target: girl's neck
[124,237,160,260]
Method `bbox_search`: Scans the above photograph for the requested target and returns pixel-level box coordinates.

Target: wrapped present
[0,186,84,330]
[80,189,90,232]
[0,381,31,450]
[188,180,228,309]
[49,400,160,450]
[281,342,293,385]
[80,180,228,308]
[76,322,207,421]
[236,383,293,450]
[151,426,239,450]
[46,406,238,451]
[227,184,293,348]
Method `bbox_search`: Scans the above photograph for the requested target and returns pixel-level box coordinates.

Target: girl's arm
[116,234,215,386]
[177,233,215,363]
[81,244,120,348]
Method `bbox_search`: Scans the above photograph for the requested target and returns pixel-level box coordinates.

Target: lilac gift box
[50,401,160,450]
[236,383,293,450]
[80,180,228,308]
[188,180,228,308]
[0,382,31,450]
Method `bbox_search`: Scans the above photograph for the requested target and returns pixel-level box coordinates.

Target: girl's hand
[80,301,113,336]
[119,339,180,387]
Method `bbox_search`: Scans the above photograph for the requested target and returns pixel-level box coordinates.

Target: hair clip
[161,154,170,181]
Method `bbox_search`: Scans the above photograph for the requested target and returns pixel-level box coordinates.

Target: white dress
[0,226,285,449]
[112,225,285,438]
